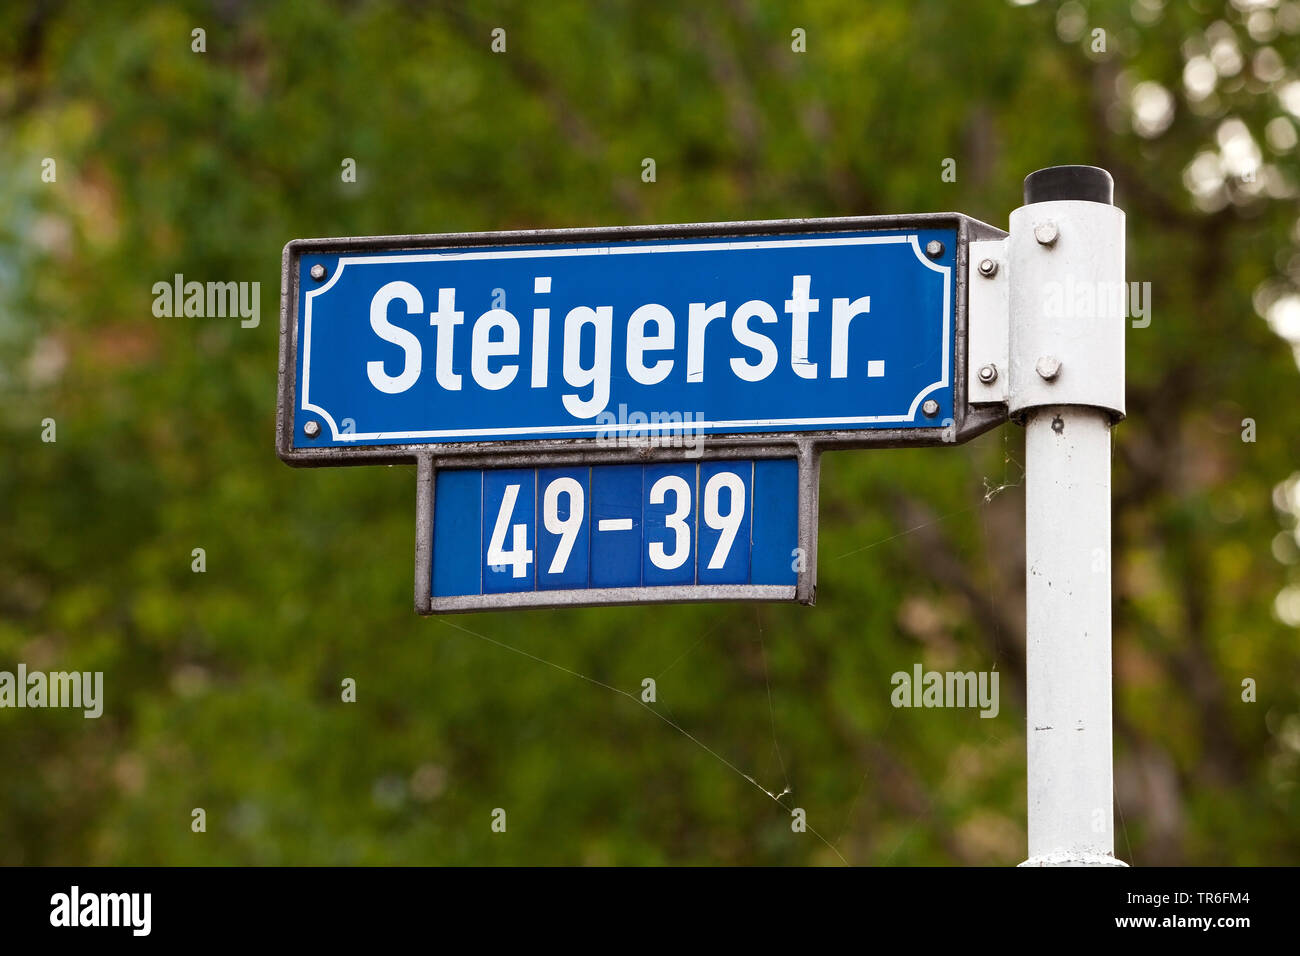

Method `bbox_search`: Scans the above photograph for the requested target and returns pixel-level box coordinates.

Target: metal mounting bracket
[1006,200,1126,423]
[968,203,1126,422]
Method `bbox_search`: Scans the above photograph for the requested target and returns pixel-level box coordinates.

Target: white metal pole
[1009,166,1126,866]
[1023,405,1118,864]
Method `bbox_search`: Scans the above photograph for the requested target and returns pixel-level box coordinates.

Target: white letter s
[367,281,424,394]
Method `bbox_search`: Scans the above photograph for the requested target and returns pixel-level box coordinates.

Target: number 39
[647,470,745,572]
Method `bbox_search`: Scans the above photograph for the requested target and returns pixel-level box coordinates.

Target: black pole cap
[1023,165,1114,205]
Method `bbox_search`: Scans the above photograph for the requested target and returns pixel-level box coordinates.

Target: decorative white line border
[299,234,951,442]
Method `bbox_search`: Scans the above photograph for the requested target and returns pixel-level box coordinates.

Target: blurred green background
[2,0,1298,865]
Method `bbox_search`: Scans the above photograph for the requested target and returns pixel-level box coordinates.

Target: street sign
[277,214,1008,613]
[431,457,800,612]
[278,215,1005,465]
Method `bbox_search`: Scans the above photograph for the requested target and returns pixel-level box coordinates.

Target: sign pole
[1009,166,1126,866]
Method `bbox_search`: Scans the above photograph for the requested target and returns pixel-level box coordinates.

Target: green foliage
[1,0,1297,864]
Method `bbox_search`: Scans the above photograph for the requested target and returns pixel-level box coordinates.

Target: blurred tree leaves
[1,0,1298,864]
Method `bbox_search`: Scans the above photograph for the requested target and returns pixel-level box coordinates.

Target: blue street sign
[431,459,799,607]
[278,215,1005,613]
[285,225,956,454]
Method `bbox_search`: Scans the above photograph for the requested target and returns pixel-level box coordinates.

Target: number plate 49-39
[428,458,808,612]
